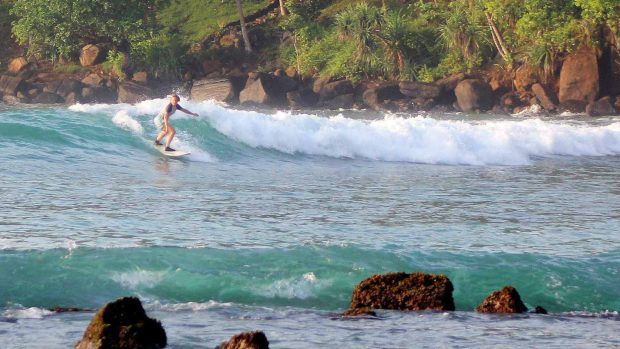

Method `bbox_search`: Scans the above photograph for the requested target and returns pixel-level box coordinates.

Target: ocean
[1,100,619,348]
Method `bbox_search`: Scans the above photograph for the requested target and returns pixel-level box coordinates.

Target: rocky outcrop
[0,75,25,96]
[399,81,440,99]
[191,78,244,103]
[132,71,149,83]
[318,80,354,103]
[531,83,557,111]
[586,96,616,116]
[347,272,455,312]
[239,73,297,106]
[32,92,65,104]
[476,286,527,314]
[321,93,354,109]
[312,76,334,94]
[363,82,405,110]
[287,88,318,108]
[8,57,29,74]
[559,47,599,107]
[117,81,152,104]
[75,297,166,349]
[80,44,106,67]
[454,79,493,112]
[341,307,377,317]
[514,65,539,92]
[216,331,269,349]
[435,73,466,104]
[202,59,224,76]
[82,73,106,87]
[82,86,118,103]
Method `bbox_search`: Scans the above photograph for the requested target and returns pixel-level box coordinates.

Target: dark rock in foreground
[341,307,377,317]
[348,272,455,311]
[586,96,616,116]
[476,286,528,314]
[454,79,493,112]
[216,331,269,349]
[75,297,167,349]
[239,73,297,106]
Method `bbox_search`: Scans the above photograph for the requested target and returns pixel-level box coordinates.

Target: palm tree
[235,0,252,53]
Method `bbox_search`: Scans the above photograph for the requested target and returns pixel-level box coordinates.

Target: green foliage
[103,50,127,80]
[130,34,188,78]
[53,63,88,75]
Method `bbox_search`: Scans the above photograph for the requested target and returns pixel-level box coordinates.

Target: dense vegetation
[3,0,619,81]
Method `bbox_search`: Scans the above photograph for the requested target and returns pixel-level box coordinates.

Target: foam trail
[112,110,144,134]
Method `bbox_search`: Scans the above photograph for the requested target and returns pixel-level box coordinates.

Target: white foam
[255,272,330,300]
[3,307,53,319]
[111,269,167,289]
[112,110,144,134]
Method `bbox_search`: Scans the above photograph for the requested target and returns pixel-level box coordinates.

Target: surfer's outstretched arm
[178,107,199,117]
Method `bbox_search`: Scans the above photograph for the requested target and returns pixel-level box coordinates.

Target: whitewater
[1,100,619,348]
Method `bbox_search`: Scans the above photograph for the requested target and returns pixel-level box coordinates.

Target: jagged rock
[32,92,65,104]
[454,79,494,112]
[399,81,440,99]
[476,286,528,314]
[56,79,84,98]
[75,297,166,349]
[118,81,152,104]
[559,47,599,106]
[0,75,25,96]
[65,92,81,105]
[8,57,29,74]
[319,80,354,102]
[287,88,319,108]
[341,307,377,317]
[534,306,548,314]
[239,73,297,106]
[82,86,118,103]
[514,65,539,91]
[132,72,148,83]
[312,76,334,94]
[82,73,105,87]
[216,331,269,349]
[348,272,455,311]
[190,78,245,103]
[531,83,557,111]
[435,73,466,104]
[285,66,298,79]
[321,93,354,109]
[80,44,106,67]
[363,82,405,110]
[586,96,616,116]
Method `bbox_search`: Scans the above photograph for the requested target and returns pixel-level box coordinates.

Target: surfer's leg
[165,126,176,149]
[155,130,166,145]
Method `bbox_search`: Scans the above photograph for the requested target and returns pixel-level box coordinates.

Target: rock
[43,80,62,94]
[348,272,455,311]
[559,100,588,113]
[79,44,106,67]
[32,92,65,104]
[586,96,616,116]
[48,307,88,313]
[321,93,354,109]
[319,80,354,102]
[202,60,223,76]
[118,81,152,104]
[56,79,84,98]
[399,81,441,99]
[454,79,494,112]
[285,66,298,79]
[219,33,240,48]
[75,297,166,349]
[0,75,25,96]
[82,86,118,103]
[190,78,245,103]
[559,47,599,105]
[286,88,319,108]
[273,69,284,77]
[435,73,466,104]
[342,307,377,317]
[239,73,298,106]
[8,57,29,74]
[534,306,548,314]
[216,331,269,349]
[27,88,41,99]
[312,76,333,94]
[476,286,528,314]
[81,73,105,87]
[531,83,557,111]
[514,65,539,91]
[2,94,29,104]
[132,71,148,83]
[65,92,81,105]
[500,92,523,112]
[362,82,405,110]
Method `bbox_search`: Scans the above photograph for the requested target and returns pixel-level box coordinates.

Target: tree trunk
[236,0,252,53]
[485,12,510,63]
[279,0,287,16]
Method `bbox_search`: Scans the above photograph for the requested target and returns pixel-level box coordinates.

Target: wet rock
[312,76,333,94]
[81,73,106,87]
[476,286,528,314]
[0,75,25,96]
[586,96,616,116]
[203,60,223,76]
[341,307,377,317]
[32,92,65,104]
[2,94,29,104]
[321,93,354,109]
[399,81,440,99]
[348,272,455,311]
[454,79,494,112]
[216,331,269,349]
[8,57,29,74]
[534,306,548,314]
[531,83,557,111]
[239,73,297,106]
[191,78,245,103]
[319,80,354,102]
[500,92,523,112]
[80,44,106,67]
[287,88,319,108]
[514,65,539,92]
[559,100,588,113]
[82,86,118,104]
[435,73,466,104]
[118,81,153,104]
[363,82,405,110]
[559,47,599,106]
[48,307,89,313]
[75,297,166,349]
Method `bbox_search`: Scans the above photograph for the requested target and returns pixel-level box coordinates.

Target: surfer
[154,94,199,151]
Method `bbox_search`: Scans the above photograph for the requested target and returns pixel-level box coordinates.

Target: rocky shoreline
[1,46,618,117]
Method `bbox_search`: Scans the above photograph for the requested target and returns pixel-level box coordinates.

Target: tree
[235,0,253,53]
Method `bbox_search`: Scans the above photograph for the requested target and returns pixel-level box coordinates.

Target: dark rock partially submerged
[476,286,528,314]
[75,297,167,349]
[586,96,616,116]
[216,331,269,349]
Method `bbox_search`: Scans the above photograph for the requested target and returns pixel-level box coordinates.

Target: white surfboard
[155,144,190,157]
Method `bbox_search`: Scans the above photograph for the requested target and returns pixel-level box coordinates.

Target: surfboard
[155,144,191,157]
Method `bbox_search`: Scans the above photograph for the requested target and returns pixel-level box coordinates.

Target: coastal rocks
[399,81,440,99]
[32,92,65,104]
[454,79,493,112]
[190,78,244,103]
[586,96,616,116]
[117,81,153,104]
[82,86,118,104]
[286,88,319,108]
[318,80,354,103]
[82,73,106,87]
[0,75,25,96]
[348,272,455,312]
[75,297,166,349]
[476,286,528,314]
[363,82,405,111]
[132,71,149,83]
[342,307,377,317]
[531,83,557,111]
[239,73,297,106]
[216,331,269,349]
[559,47,599,107]
[8,57,29,74]
[321,93,354,109]
[80,44,106,67]
[203,59,224,76]
[514,65,539,92]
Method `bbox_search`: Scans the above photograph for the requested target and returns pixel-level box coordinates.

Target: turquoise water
[1,101,619,348]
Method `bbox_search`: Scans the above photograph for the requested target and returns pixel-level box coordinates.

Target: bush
[130,34,188,79]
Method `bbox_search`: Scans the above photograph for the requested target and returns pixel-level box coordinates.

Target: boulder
[285,66,298,79]
[363,82,405,110]
[399,81,441,99]
[500,92,524,112]
[341,307,377,317]
[476,286,527,314]
[32,92,65,104]
[202,60,223,75]
[454,79,494,112]
[216,331,269,349]
[586,96,616,116]
[132,71,148,83]
[43,80,62,94]
[559,47,599,105]
[348,272,455,311]
[190,78,244,103]
[80,44,106,67]
[534,306,548,314]
[75,297,166,349]
[56,79,84,98]
[312,76,334,94]
[82,73,105,87]
[8,57,29,74]
[118,81,152,104]
[514,65,539,91]
[321,93,354,109]
[435,73,466,104]
[319,80,354,102]
[615,96,620,110]
[2,94,29,104]
[0,75,25,96]
[239,73,298,106]
[286,88,319,108]
[559,100,588,113]
[82,86,118,103]
[531,83,557,111]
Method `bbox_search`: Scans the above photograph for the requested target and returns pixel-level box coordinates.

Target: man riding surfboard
[154,94,199,151]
